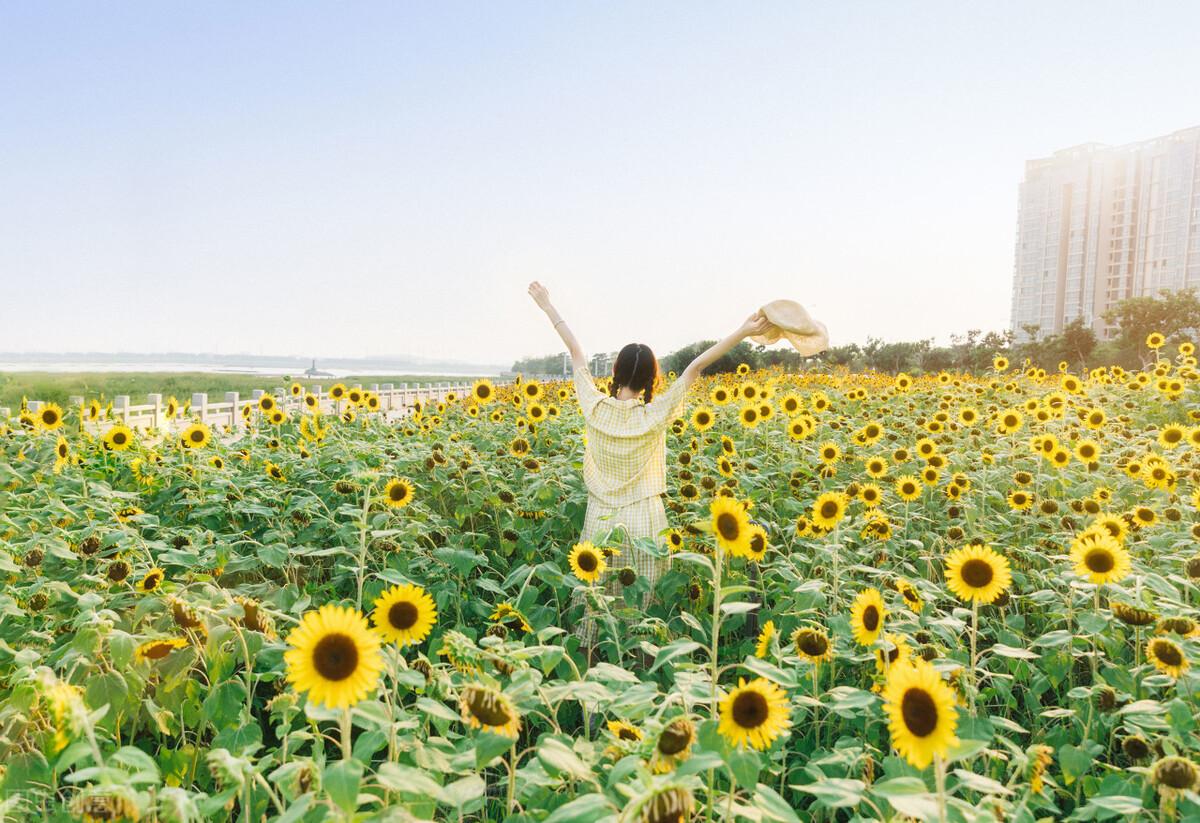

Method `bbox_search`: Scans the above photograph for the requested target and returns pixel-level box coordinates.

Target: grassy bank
[0,371,487,410]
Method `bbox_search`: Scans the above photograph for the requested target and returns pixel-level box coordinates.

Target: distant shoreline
[0,362,501,378]
[0,369,501,410]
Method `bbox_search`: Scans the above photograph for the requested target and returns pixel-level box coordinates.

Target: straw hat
[750,299,829,356]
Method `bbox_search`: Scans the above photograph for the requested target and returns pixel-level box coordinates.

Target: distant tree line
[513,290,1200,377]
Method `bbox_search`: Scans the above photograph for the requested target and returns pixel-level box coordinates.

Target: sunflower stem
[354,481,373,611]
[707,541,725,823]
[340,707,353,762]
[934,753,948,823]
[969,598,979,715]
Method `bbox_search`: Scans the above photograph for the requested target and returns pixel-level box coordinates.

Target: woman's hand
[739,310,772,339]
[528,281,553,312]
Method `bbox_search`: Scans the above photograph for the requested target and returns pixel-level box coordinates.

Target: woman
[528,281,770,655]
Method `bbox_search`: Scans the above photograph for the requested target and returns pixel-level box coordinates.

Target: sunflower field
[4,346,1200,822]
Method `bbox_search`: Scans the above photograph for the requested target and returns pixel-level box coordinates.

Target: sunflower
[744,524,769,562]
[1147,637,1189,678]
[738,405,760,428]
[284,604,383,709]
[895,578,924,613]
[137,568,166,593]
[459,683,521,737]
[895,475,922,502]
[1147,331,1166,349]
[811,491,849,530]
[665,529,684,552]
[103,424,135,451]
[817,441,841,464]
[607,720,643,742]
[684,405,714,433]
[265,461,285,482]
[371,584,437,647]
[717,677,791,750]
[569,541,606,583]
[383,478,415,509]
[510,437,530,456]
[792,626,833,664]
[1070,529,1131,585]
[944,543,1011,604]
[180,422,211,449]
[882,658,959,769]
[470,379,495,405]
[54,435,71,472]
[651,717,695,772]
[527,402,546,422]
[134,637,188,664]
[37,403,64,431]
[489,602,533,634]
[754,620,776,659]
[710,496,752,557]
[865,456,889,478]
[878,633,912,676]
[851,588,887,646]
[258,394,277,412]
[1008,489,1036,508]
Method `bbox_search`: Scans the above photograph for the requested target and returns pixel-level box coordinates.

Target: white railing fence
[4,379,534,433]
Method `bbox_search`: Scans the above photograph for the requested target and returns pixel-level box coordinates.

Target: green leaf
[753,783,801,823]
[726,747,762,789]
[792,777,866,809]
[474,731,514,768]
[988,643,1039,660]
[537,736,593,781]
[1058,741,1100,785]
[543,793,615,823]
[649,639,703,673]
[376,762,444,802]
[870,776,928,798]
[323,759,362,815]
[440,774,486,809]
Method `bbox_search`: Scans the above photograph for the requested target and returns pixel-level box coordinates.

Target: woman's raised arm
[679,311,772,389]
[528,281,587,369]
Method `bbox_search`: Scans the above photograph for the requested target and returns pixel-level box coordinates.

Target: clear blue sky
[2,2,1198,364]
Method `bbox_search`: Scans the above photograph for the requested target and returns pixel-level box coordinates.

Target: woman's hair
[610,343,659,403]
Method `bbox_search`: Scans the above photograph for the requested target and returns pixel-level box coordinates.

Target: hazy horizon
[3,2,1198,363]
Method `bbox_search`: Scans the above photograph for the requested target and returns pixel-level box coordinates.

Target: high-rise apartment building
[1010,126,1200,340]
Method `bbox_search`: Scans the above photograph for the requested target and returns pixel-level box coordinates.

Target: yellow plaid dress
[571,363,689,645]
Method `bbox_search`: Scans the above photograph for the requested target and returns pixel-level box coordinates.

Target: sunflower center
[658,722,693,755]
[389,484,408,502]
[113,432,127,445]
[960,558,994,589]
[144,642,175,660]
[1084,548,1115,574]
[716,513,741,541]
[820,501,839,519]
[466,689,513,726]
[900,687,939,737]
[388,601,419,631]
[749,533,765,555]
[862,605,880,632]
[312,633,360,681]
[731,690,768,729]
[1153,641,1183,666]
[577,551,598,573]
[190,430,204,442]
[616,726,639,741]
[797,631,829,657]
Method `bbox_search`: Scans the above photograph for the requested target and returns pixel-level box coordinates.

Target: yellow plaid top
[572,364,689,508]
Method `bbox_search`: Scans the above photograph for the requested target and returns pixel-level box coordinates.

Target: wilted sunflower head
[1152,756,1199,794]
[459,683,520,738]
